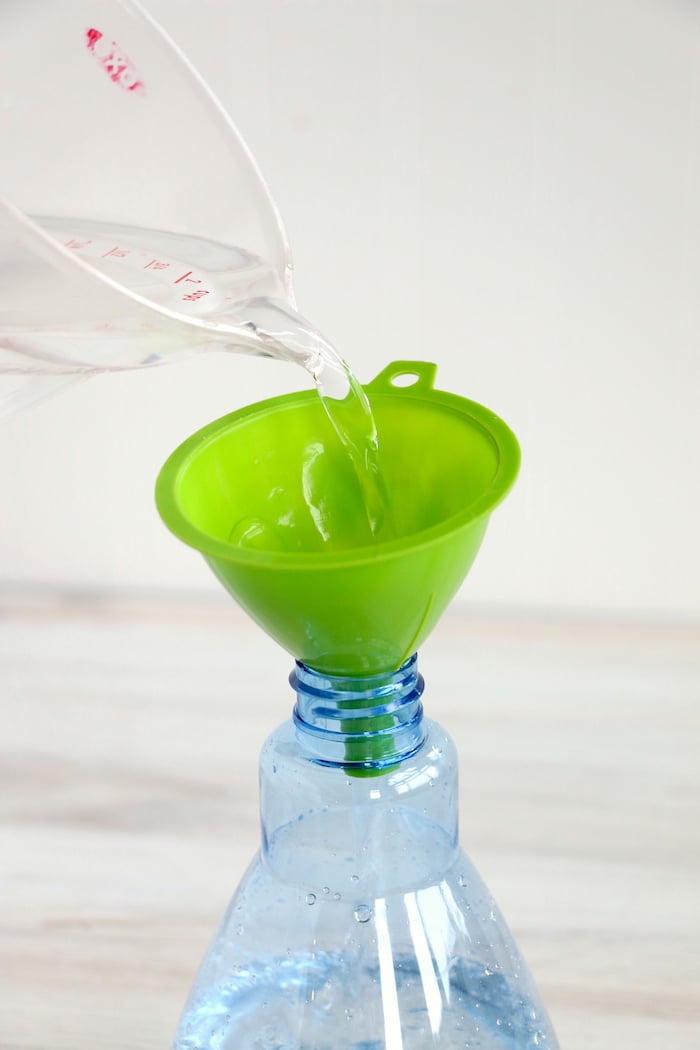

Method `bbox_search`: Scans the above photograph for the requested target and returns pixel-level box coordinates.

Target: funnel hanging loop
[365,360,438,395]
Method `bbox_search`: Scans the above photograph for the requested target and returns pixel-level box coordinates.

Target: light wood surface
[1,589,698,1048]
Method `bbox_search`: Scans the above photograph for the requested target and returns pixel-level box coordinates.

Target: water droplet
[484,966,493,976]
[351,874,360,883]
[489,909,497,922]
[354,904,372,923]
[496,1019,502,1027]
[345,1008,353,1022]
[305,893,316,906]
[322,886,330,894]
[235,924,244,935]
[334,892,341,901]
[458,874,468,887]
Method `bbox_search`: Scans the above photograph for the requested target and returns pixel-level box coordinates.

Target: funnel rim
[155,380,520,570]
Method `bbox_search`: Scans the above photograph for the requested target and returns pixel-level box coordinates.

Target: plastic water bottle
[171,655,559,1049]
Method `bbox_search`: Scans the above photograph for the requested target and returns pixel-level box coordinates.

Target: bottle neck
[290,654,426,771]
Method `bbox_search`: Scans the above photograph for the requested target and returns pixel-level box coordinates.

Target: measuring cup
[0,0,294,413]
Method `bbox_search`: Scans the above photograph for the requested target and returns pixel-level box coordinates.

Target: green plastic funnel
[155,361,520,674]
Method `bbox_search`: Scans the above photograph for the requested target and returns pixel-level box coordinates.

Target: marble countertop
[1,589,698,1049]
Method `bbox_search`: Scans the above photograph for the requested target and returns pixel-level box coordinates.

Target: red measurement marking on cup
[174,271,211,302]
[85,28,145,95]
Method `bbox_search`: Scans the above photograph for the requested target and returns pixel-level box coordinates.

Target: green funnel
[155,361,519,675]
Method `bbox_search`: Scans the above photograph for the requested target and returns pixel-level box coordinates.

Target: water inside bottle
[175,951,550,1050]
[3,217,392,545]
[172,834,556,1050]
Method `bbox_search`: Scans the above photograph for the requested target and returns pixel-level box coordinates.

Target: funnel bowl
[156,361,520,674]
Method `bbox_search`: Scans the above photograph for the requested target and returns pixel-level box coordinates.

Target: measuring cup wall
[0,0,293,410]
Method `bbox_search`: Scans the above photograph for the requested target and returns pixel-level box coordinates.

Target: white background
[2,0,698,619]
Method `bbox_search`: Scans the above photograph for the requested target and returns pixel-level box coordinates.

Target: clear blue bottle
[173,655,559,1049]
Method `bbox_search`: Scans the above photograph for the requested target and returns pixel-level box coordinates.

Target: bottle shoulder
[176,845,560,1050]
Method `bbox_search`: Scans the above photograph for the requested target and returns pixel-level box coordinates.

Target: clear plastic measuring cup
[0,0,296,412]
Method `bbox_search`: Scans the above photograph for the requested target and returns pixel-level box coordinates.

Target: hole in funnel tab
[391,372,420,387]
